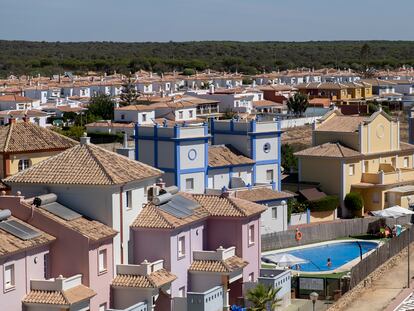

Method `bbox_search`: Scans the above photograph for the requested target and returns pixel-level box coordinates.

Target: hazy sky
[1,0,413,42]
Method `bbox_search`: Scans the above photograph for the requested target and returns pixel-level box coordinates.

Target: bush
[307,195,339,212]
[344,192,364,211]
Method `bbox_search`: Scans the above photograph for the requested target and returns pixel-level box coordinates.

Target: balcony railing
[361,168,414,185]
[187,286,224,311]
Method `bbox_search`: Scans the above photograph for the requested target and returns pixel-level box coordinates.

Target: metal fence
[349,227,414,288]
[261,215,412,251]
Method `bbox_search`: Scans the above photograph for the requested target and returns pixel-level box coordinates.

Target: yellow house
[296,82,373,104]
[0,120,77,179]
[295,108,414,216]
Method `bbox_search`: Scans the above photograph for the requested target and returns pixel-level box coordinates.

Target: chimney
[209,84,215,94]
[156,178,166,189]
[22,114,28,123]
[80,133,90,145]
[8,117,16,124]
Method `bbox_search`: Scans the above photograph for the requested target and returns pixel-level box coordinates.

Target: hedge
[307,195,339,212]
[344,192,364,211]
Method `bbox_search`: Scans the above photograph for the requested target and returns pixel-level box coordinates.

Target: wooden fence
[261,215,412,251]
[349,227,414,288]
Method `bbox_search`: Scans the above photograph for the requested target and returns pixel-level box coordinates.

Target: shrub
[344,192,364,211]
[307,195,339,212]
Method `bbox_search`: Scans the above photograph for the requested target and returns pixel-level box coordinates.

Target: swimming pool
[263,241,379,272]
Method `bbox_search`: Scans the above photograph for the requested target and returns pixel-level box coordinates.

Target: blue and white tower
[211,119,282,190]
[134,122,209,193]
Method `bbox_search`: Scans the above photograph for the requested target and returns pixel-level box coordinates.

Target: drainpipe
[119,185,125,264]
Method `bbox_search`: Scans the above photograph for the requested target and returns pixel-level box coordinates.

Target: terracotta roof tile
[189,256,248,273]
[0,122,77,153]
[295,142,361,158]
[21,201,117,241]
[5,142,162,185]
[208,145,254,167]
[23,285,95,306]
[112,269,176,288]
[132,193,266,230]
[234,188,294,202]
[315,115,367,132]
[0,216,55,258]
[0,95,33,102]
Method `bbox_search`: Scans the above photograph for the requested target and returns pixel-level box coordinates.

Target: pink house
[0,212,55,311]
[131,191,265,309]
[0,194,117,311]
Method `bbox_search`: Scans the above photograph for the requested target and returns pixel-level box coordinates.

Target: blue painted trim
[174,125,180,188]
[277,131,281,191]
[134,123,139,161]
[208,163,255,170]
[256,159,278,165]
[204,123,208,192]
[161,167,205,174]
[210,118,215,145]
[154,124,159,167]
[306,208,311,224]
[211,130,281,136]
[251,120,257,185]
[135,135,210,142]
[230,119,234,131]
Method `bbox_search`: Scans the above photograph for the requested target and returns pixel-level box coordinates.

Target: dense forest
[0,40,414,77]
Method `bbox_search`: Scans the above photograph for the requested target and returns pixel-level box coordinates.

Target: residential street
[342,245,414,311]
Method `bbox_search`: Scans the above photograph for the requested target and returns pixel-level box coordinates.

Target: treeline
[0,40,414,77]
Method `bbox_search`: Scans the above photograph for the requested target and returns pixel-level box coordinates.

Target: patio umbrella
[262,253,308,266]
[370,205,414,218]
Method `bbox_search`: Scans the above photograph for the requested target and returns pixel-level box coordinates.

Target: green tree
[287,93,309,117]
[88,94,114,120]
[120,77,139,106]
[281,144,298,172]
[246,283,281,311]
[344,192,364,212]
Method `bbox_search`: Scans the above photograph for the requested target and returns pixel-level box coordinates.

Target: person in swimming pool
[327,258,332,267]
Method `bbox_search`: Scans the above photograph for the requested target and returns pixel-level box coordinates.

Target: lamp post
[309,292,319,311]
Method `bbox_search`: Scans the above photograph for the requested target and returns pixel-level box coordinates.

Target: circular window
[188,149,197,161]
[263,143,271,153]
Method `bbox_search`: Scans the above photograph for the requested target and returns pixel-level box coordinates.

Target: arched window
[18,159,30,172]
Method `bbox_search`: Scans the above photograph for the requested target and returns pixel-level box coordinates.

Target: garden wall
[261,215,412,251]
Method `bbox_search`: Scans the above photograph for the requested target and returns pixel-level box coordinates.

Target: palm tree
[246,283,282,311]
[287,93,309,117]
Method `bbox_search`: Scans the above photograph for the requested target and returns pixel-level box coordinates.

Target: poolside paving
[341,244,414,311]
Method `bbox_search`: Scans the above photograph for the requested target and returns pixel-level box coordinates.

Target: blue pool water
[267,241,379,272]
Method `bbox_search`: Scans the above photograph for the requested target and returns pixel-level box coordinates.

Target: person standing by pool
[327,258,332,267]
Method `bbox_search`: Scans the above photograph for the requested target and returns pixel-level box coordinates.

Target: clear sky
[1,0,413,42]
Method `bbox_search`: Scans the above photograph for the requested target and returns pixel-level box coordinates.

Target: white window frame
[404,157,409,168]
[189,110,194,118]
[18,159,30,172]
[266,169,274,182]
[178,235,186,258]
[4,263,15,291]
[99,303,107,311]
[178,111,184,119]
[248,224,255,246]
[98,248,108,274]
[185,178,194,191]
[349,164,355,176]
[271,207,277,219]
[125,190,132,210]
[142,113,147,122]
[178,286,186,298]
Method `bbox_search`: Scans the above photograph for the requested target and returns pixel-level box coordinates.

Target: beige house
[295,108,414,216]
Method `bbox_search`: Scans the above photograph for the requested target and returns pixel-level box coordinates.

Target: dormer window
[18,159,30,172]
[142,114,147,122]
